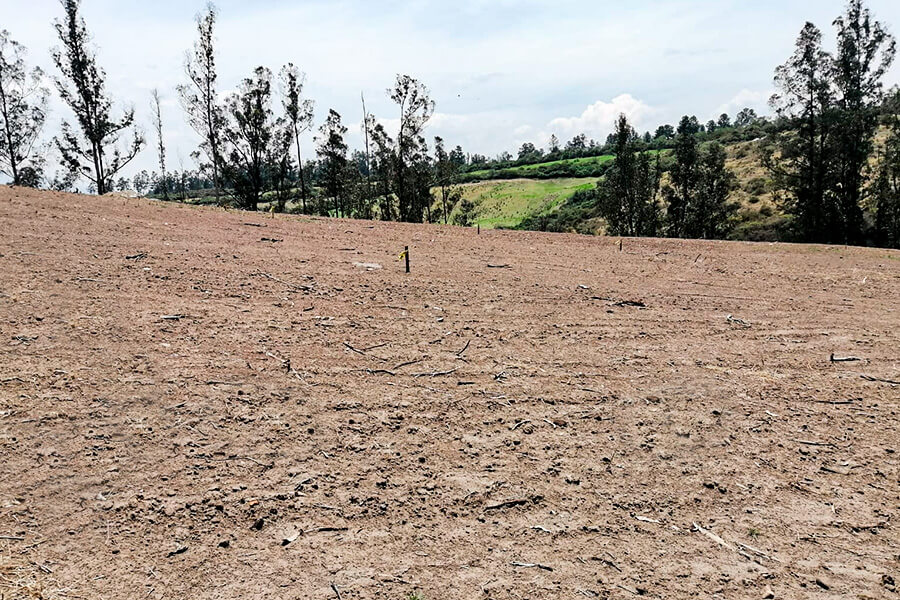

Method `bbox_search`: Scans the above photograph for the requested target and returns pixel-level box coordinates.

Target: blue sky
[3,0,900,179]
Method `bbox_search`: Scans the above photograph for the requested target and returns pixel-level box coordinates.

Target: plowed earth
[1,186,898,600]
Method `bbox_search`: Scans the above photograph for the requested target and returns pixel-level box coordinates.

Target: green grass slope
[456,178,597,229]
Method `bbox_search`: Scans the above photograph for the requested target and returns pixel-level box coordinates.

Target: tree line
[523,0,899,248]
[0,0,898,247]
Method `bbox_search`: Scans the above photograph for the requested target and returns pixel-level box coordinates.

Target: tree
[706,120,718,133]
[150,89,169,200]
[549,134,560,153]
[317,109,348,217]
[452,197,476,227]
[222,66,282,211]
[735,108,759,127]
[367,117,395,221]
[654,124,675,140]
[664,117,737,238]
[0,31,48,187]
[434,136,462,224]
[665,116,702,236]
[717,113,732,129]
[389,75,434,222]
[279,63,314,212]
[178,3,224,202]
[518,142,540,161]
[597,114,661,237]
[830,0,896,243]
[769,22,840,242]
[566,134,587,152]
[871,91,900,248]
[692,143,738,238]
[52,0,144,195]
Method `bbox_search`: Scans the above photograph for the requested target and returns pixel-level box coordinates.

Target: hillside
[457,139,788,238]
[2,185,899,600]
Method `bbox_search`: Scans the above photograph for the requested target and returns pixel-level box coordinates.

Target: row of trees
[540,0,900,248]
[1,0,899,247]
[0,1,474,223]
[464,108,767,176]
[592,114,737,239]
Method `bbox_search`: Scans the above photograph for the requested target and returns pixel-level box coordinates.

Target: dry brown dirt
[1,186,898,600]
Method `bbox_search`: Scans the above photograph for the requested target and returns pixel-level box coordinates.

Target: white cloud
[546,94,657,141]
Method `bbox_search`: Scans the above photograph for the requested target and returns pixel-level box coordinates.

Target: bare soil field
[1,185,898,600]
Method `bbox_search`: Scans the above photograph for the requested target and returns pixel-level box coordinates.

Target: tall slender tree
[872,90,900,248]
[279,63,314,212]
[151,89,169,200]
[692,143,738,239]
[367,117,395,220]
[665,116,701,237]
[52,0,144,195]
[769,22,839,242]
[831,0,896,243]
[389,75,434,222]
[433,136,462,224]
[0,31,48,187]
[317,109,348,217]
[178,3,224,203]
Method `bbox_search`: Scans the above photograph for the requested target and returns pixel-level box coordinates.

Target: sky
[3,0,900,181]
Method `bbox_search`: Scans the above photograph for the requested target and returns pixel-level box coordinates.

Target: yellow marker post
[399,247,409,273]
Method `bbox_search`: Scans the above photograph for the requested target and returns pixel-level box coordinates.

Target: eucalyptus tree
[52,0,144,195]
[0,31,48,187]
[178,3,225,202]
[279,63,314,212]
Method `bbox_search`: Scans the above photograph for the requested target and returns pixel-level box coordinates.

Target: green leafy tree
[597,114,661,237]
[52,0,144,195]
[222,66,282,211]
[452,197,476,227]
[692,143,738,238]
[665,116,701,236]
[664,118,737,238]
[717,113,732,129]
[654,124,675,140]
[0,31,48,187]
[735,108,759,127]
